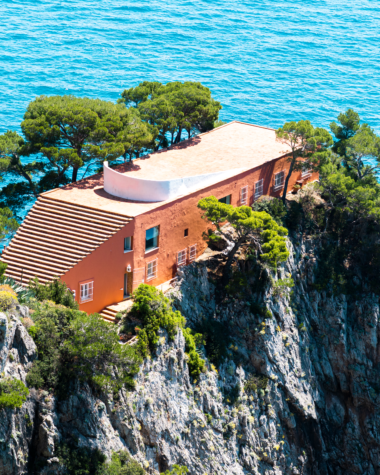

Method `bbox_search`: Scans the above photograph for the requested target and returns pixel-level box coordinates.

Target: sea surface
[0,0,379,221]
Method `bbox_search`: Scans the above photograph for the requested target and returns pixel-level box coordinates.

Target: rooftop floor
[44,121,291,217]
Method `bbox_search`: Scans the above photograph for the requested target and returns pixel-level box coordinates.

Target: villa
[1,121,316,319]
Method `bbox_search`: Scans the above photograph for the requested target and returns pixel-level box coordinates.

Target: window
[301,167,311,178]
[145,226,159,251]
[124,236,133,252]
[184,228,189,237]
[240,186,248,205]
[254,179,263,200]
[189,244,197,262]
[146,259,157,281]
[219,195,231,204]
[274,171,285,190]
[177,249,187,267]
[80,281,93,303]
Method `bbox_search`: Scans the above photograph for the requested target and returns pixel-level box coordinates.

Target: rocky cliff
[1,235,380,474]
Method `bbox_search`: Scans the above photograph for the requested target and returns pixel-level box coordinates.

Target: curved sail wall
[103,161,244,202]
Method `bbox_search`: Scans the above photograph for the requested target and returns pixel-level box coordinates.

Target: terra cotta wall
[62,155,317,313]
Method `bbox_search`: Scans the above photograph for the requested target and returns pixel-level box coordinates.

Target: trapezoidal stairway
[1,195,132,285]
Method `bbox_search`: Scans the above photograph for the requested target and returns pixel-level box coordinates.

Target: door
[123,273,128,298]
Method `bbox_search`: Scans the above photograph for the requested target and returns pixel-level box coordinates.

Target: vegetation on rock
[131,284,205,378]
[0,290,17,310]
[26,281,140,395]
[0,377,29,409]
[198,195,290,282]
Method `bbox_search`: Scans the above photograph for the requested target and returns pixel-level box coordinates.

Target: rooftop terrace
[45,121,291,216]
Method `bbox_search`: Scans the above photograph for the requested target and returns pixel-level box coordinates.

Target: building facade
[1,122,316,314]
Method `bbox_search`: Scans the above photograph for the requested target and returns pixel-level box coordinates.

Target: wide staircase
[1,195,131,284]
[100,299,134,323]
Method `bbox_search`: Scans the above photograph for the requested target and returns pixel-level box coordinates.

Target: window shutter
[241,186,248,205]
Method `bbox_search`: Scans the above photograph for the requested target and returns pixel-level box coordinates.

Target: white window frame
[189,244,197,262]
[301,167,311,178]
[80,281,93,303]
[274,171,285,190]
[177,249,187,267]
[146,259,157,282]
[240,185,248,205]
[254,179,264,200]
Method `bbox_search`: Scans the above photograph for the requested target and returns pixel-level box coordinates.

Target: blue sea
[0,0,379,221]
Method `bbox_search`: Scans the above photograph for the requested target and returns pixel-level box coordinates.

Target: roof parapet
[103,161,244,202]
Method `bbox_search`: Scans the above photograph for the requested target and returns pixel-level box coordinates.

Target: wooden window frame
[80,279,94,303]
[177,249,187,267]
[189,244,197,262]
[274,171,285,190]
[254,179,264,200]
[146,259,158,282]
[240,185,248,205]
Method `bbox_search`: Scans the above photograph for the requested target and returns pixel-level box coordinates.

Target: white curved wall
[103,161,244,202]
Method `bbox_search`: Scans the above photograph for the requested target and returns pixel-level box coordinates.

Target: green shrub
[55,442,106,475]
[26,303,141,395]
[252,196,287,225]
[271,277,294,298]
[162,466,189,475]
[26,303,83,391]
[62,314,141,393]
[183,327,205,378]
[0,290,17,310]
[0,378,29,409]
[101,450,145,475]
[29,277,78,309]
[132,285,205,379]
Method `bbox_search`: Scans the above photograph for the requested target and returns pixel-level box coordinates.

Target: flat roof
[44,121,291,217]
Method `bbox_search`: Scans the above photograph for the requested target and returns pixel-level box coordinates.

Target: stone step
[26,215,113,240]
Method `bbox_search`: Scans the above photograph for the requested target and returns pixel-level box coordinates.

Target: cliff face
[170,236,380,475]
[0,308,37,475]
[1,236,380,474]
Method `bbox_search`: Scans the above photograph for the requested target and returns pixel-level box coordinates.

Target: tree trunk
[17,165,37,196]
[282,153,296,204]
[174,126,182,144]
[222,238,245,285]
[72,167,78,182]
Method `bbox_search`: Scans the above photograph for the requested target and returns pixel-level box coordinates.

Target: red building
[1,121,316,316]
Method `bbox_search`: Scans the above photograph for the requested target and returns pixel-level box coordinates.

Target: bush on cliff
[198,196,290,284]
[131,284,205,378]
[54,445,146,475]
[29,277,78,309]
[0,290,17,310]
[101,450,145,475]
[0,377,29,409]
[26,302,141,395]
